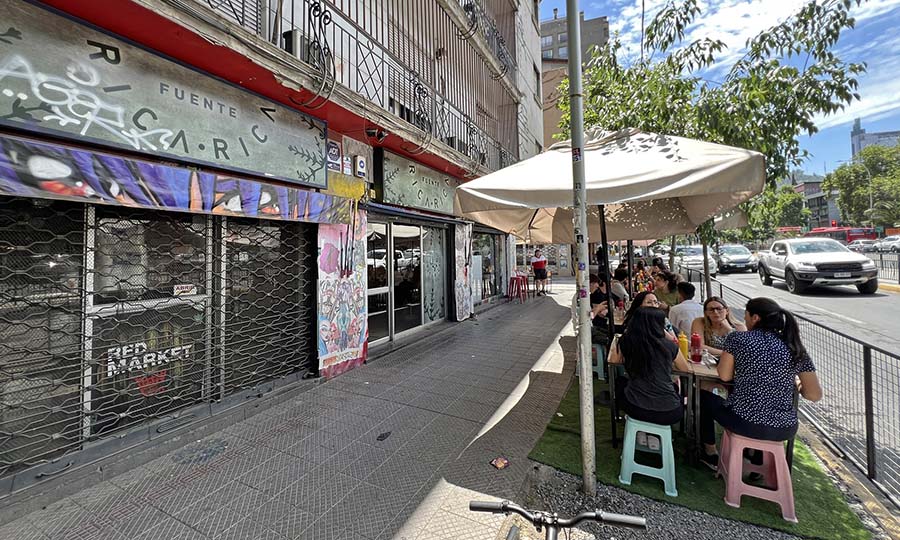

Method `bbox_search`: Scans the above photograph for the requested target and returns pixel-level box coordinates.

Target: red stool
[506,275,527,303]
[718,431,797,523]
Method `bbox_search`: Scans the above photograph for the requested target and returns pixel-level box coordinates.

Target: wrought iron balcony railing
[199,0,519,174]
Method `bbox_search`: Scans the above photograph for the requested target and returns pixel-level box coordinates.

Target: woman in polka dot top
[697,297,823,470]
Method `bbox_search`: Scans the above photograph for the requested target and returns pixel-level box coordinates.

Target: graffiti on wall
[0,133,351,224]
[0,1,327,187]
[318,209,368,378]
[454,223,473,321]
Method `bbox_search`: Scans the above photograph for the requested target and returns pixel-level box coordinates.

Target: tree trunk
[669,235,676,268]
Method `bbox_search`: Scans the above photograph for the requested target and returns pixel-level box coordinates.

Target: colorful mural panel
[0,133,351,224]
[318,209,368,378]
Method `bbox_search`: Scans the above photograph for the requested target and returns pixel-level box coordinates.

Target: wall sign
[326,140,341,172]
[0,1,327,188]
[382,151,459,215]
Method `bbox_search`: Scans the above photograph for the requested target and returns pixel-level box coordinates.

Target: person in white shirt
[668,282,704,336]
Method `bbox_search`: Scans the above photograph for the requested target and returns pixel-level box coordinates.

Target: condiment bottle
[690,332,703,363]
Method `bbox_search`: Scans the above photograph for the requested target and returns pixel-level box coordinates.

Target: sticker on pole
[579,288,588,298]
[578,262,586,271]
[572,148,583,162]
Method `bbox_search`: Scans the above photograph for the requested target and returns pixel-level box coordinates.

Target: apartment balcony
[195,0,519,174]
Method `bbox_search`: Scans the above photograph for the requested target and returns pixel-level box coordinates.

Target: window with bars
[0,197,317,479]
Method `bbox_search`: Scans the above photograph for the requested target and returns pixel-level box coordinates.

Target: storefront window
[368,292,389,341]
[392,224,421,333]
[473,233,498,299]
[94,210,207,304]
[422,226,445,323]
[367,222,388,289]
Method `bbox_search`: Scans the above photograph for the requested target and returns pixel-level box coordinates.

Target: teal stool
[619,417,678,497]
[576,344,606,380]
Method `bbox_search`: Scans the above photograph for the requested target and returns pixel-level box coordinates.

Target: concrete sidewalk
[0,286,579,540]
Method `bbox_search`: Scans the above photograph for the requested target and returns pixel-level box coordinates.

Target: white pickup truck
[757,238,879,295]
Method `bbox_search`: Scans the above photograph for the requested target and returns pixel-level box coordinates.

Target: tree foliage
[556,0,866,240]
[822,143,900,226]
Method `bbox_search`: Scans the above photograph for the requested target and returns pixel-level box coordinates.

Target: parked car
[847,239,878,253]
[757,238,878,294]
[714,244,758,273]
[675,245,718,277]
[874,235,900,252]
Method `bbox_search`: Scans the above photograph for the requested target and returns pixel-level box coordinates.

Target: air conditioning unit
[282,29,313,64]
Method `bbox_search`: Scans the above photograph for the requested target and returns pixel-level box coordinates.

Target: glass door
[391,224,422,334]
[366,222,389,342]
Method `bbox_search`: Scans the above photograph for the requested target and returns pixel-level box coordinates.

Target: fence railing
[198,0,519,175]
[867,252,899,283]
[675,263,900,509]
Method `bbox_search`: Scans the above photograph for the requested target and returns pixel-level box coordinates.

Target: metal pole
[863,346,877,480]
[600,206,615,342]
[566,0,596,495]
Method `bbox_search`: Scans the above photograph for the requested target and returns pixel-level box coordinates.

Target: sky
[538,0,900,176]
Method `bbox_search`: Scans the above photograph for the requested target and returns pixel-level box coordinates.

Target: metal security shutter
[221,218,316,395]
[0,198,84,477]
[88,207,211,437]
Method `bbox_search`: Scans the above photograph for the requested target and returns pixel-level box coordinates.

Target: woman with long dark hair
[609,307,690,425]
[697,297,822,470]
[652,270,680,311]
[624,291,676,338]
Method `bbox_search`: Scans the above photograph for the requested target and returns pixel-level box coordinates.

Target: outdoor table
[609,360,796,470]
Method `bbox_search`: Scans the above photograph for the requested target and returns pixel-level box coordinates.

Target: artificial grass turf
[528,378,871,540]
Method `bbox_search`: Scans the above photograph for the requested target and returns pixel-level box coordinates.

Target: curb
[878,282,900,294]
[800,425,900,539]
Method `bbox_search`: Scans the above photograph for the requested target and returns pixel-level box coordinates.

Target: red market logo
[106,341,192,378]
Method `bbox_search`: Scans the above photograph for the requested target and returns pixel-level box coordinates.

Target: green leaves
[555,0,865,187]
[825,144,900,226]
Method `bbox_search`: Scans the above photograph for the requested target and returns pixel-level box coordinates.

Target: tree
[823,143,900,225]
[774,186,811,227]
[555,0,865,268]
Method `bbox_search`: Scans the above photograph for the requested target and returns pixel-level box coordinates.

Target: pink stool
[506,276,528,303]
[718,431,797,522]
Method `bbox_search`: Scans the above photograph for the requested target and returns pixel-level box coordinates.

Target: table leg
[693,374,702,462]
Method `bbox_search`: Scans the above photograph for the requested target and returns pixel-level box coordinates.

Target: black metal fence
[867,252,899,283]
[676,263,900,509]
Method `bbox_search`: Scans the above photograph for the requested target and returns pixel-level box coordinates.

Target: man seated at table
[611,267,630,303]
[667,282,703,336]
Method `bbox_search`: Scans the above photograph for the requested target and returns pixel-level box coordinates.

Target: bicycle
[469,500,646,540]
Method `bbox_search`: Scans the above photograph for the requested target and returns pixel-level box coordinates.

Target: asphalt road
[714,270,900,351]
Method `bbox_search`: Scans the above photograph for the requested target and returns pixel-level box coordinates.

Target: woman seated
[624,291,676,339]
[652,271,680,311]
[609,308,691,426]
[697,298,823,470]
[690,296,746,357]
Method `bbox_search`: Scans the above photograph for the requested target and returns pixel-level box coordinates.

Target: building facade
[0,0,539,509]
[851,118,900,157]
[794,176,841,228]
[540,9,609,61]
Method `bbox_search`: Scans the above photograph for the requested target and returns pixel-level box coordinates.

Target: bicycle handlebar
[469,501,647,530]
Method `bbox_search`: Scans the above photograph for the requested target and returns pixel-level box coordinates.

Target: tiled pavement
[0,285,581,540]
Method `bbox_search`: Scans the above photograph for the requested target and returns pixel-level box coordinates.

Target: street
[715,270,900,351]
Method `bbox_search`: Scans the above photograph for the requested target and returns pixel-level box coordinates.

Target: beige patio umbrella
[456,128,765,242]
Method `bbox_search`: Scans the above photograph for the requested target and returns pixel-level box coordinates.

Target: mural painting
[454,223,473,321]
[0,133,351,224]
[318,209,368,378]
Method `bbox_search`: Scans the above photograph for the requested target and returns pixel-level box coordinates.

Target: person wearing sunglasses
[690,296,745,358]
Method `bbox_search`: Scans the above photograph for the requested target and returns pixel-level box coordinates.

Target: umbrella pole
[566,0,596,495]
[599,206,615,344]
[626,239,634,297]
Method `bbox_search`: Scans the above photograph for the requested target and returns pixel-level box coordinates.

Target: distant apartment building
[540,9,609,61]
[851,118,900,156]
[539,9,609,148]
[793,172,841,228]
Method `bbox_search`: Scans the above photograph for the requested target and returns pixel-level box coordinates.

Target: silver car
[875,235,900,252]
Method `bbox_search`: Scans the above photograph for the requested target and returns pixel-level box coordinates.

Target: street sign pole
[566,0,596,495]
